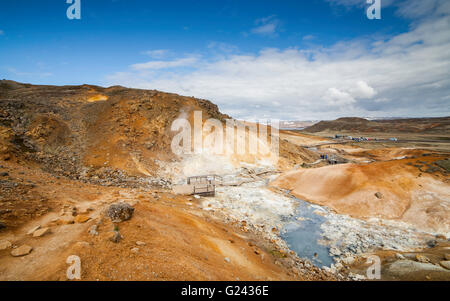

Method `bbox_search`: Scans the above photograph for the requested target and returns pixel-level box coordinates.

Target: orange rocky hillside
[271,156,450,235]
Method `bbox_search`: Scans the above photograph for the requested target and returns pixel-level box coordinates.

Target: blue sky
[0,0,449,120]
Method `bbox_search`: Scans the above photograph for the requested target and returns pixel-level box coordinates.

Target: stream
[281,195,334,267]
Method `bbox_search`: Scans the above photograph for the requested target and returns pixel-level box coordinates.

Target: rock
[11,245,33,257]
[27,225,41,235]
[79,207,94,215]
[387,260,448,276]
[426,240,437,248]
[194,195,200,199]
[74,241,91,248]
[57,215,75,225]
[33,227,51,237]
[435,234,447,240]
[439,261,450,270]
[74,214,90,223]
[131,247,139,253]
[445,254,450,260]
[330,247,342,257]
[136,241,146,246]
[0,240,12,250]
[348,272,365,281]
[313,210,326,217]
[395,253,405,260]
[416,254,430,263]
[106,203,134,223]
[224,257,230,263]
[374,192,383,199]
[334,262,344,271]
[109,231,122,243]
[88,225,98,236]
[341,256,355,265]
[0,221,6,229]
[0,172,9,177]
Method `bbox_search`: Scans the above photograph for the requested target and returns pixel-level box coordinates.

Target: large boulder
[106,203,134,223]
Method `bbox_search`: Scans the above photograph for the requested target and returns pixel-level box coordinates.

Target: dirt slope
[272,156,450,235]
[0,80,230,185]
[0,158,334,281]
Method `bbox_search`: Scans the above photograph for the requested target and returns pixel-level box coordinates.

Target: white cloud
[106,3,450,120]
[352,81,377,99]
[7,68,52,78]
[326,0,394,9]
[142,49,170,59]
[324,88,356,106]
[207,42,238,53]
[250,16,281,37]
[327,0,448,19]
[302,35,315,41]
[131,56,198,70]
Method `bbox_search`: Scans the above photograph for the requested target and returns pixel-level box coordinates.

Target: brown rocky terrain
[304,117,450,134]
[0,80,331,281]
[1,80,449,281]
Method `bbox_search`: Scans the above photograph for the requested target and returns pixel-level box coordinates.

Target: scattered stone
[131,247,139,253]
[74,214,90,223]
[74,241,91,248]
[0,172,9,177]
[0,221,6,229]
[313,210,326,217]
[224,257,230,263]
[106,203,134,223]
[445,254,450,260]
[374,192,383,199]
[395,253,405,260]
[33,227,51,237]
[387,260,447,276]
[416,254,430,263]
[334,262,344,271]
[33,228,50,237]
[341,256,355,265]
[194,195,200,199]
[136,241,146,246]
[88,225,98,236]
[57,215,75,225]
[426,240,437,248]
[79,207,94,215]
[330,247,342,257]
[109,231,122,243]
[27,225,41,235]
[439,261,450,270]
[11,245,33,257]
[348,272,365,281]
[254,248,260,255]
[0,240,12,250]
[71,207,78,216]
[436,234,447,240]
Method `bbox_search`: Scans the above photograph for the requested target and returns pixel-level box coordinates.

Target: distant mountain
[303,117,450,134]
[280,120,319,129]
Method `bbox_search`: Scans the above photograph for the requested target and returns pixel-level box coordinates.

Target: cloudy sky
[0,0,449,120]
